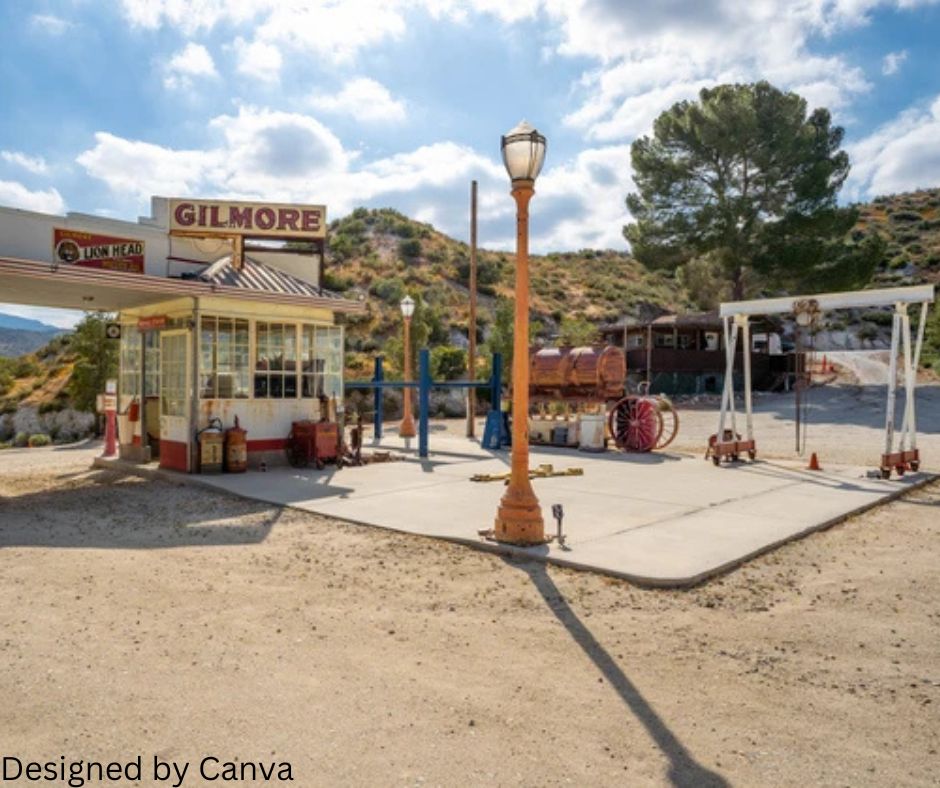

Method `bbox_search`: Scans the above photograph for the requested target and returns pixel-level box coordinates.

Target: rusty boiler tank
[529,345,626,401]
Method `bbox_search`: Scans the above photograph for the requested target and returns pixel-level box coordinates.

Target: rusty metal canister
[224,415,248,473]
[199,424,224,474]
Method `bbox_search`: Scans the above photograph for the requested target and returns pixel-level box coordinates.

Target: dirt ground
[1,439,938,787]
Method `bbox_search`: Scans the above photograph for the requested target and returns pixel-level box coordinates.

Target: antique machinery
[528,345,679,453]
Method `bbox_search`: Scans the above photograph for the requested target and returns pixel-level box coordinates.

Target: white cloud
[532,145,635,251]
[163,43,218,90]
[76,107,348,203]
[76,133,213,200]
[315,78,407,123]
[233,37,283,83]
[0,181,66,214]
[30,14,73,35]
[845,94,940,199]
[1,151,50,176]
[119,0,261,33]
[551,0,880,142]
[74,108,508,242]
[882,49,908,75]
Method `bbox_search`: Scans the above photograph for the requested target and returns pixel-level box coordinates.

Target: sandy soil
[1,441,938,787]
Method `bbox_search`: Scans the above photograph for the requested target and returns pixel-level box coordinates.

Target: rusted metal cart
[286,420,343,470]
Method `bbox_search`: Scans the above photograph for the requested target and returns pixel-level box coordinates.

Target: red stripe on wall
[160,440,189,472]
[247,439,287,452]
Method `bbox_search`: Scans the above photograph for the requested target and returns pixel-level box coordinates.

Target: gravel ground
[1,437,938,787]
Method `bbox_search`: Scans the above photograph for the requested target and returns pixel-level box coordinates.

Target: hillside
[0,326,64,357]
[325,207,687,375]
[856,188,940,286]
[0,312,66,357]
[327,194,940,374]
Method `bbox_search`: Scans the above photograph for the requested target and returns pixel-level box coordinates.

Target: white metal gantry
[712,284,935,476]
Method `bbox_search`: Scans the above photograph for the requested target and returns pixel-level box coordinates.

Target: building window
[161,333,187,417]
[120,325,141,399]
[300,325,343,399]
[200,316,249,399]
[677,333,693,350]
[654,333,676,348]
[144,331,160,397]
[255,322,297,398]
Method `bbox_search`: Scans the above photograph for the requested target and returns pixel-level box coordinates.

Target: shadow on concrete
[509,558,728,788]
[0,469,282,550]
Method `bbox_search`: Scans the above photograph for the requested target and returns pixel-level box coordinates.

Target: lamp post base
[494,483,545,545]
[399,415,416,439]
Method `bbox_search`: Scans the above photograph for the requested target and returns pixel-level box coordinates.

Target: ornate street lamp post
[493,121,546,545]
[400,295,417,439]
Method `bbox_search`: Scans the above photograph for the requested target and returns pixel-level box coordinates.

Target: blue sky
[1,0,939,328]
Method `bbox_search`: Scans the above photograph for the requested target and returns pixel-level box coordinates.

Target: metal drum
[530,345,626,401]
[224,416,248,473]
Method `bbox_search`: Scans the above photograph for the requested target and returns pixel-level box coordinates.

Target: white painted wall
[1,198,322,288]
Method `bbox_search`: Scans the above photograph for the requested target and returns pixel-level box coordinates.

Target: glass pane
[235,319,249,346]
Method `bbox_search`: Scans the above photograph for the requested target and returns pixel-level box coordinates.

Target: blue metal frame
[346,351,503,458]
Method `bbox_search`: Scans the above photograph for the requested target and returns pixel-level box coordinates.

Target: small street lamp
[493,120,547,545]
[400,295,417,439]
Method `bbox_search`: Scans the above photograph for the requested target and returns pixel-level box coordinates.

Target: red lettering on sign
[229,206,252,229]
[255,207,276,230]
[209,205,225,228]
[198,204,207,226]
[301,209,320,231]
[174,203,195,227]
[278,208,300,231]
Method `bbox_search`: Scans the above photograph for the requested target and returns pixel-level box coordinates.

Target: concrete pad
[94,435,934,587]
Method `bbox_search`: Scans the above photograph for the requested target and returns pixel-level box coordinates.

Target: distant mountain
[0,312,63,332]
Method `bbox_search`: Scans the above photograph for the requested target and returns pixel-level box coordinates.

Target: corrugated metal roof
[198,255,345,300]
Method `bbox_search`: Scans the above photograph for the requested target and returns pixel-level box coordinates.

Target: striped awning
[198,255,344,300]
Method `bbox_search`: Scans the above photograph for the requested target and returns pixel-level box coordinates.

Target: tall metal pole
[467,179,478,438]
[400,315,416,438]
[494,179,544,544]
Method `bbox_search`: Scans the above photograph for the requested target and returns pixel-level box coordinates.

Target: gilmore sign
[169,199,326,239]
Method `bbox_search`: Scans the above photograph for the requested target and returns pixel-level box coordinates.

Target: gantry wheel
[608,396,664,452]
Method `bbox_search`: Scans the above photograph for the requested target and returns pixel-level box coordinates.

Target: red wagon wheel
[608,395,663,452]
[653,396,679,450]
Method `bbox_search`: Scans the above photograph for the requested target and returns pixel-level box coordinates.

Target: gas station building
[0,196,364,472]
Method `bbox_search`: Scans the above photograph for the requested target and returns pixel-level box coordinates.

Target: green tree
[484,297,542,371]
[625,81,882,300]
[67,313,118,412]
[557,315,599,346]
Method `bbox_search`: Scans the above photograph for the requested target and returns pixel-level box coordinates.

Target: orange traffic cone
[808,452,822,471]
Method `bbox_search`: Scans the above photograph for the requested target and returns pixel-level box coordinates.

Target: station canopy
[0,255,362,314]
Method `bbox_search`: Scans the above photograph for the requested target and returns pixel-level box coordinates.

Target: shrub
[13,431,28,447]
[861,310,894,326]
[431,346,467,381]
[28,433,51,447]
[14,358,40,378]
[890,210,922,223]
[398,239,422,260]
[369,277,405,304]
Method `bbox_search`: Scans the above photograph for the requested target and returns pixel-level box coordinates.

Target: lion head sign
[53,228,146,273]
